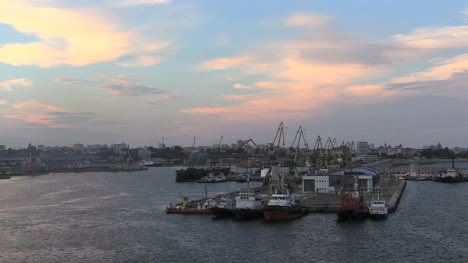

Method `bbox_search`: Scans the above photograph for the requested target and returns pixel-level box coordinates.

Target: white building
[302,167,378,193]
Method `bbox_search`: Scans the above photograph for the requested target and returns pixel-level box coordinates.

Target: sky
[1,0,468,148]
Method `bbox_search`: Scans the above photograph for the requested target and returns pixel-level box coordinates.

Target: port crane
[237,138,259,167]
[324,137,338,167]
[287,126,308,176]
[192,136,196,148]
[264,122,286,185]
[237,138,258,150]
[312,136,324,169]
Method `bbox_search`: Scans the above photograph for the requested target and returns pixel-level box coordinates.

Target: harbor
[168,171,407,220]
[1,167,465,262]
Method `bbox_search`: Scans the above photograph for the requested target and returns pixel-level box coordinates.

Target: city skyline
[1,0,468,148]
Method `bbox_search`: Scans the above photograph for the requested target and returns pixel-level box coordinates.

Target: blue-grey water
[0,167,467,262]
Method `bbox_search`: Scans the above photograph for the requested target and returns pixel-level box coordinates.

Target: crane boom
[270,122,285,160]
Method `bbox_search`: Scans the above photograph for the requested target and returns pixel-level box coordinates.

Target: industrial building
[302,167,379,193]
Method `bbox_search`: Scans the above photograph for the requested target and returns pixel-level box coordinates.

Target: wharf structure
[187,165,407,215]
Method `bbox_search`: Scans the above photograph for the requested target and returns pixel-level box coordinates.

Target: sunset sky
[1,0,468,148]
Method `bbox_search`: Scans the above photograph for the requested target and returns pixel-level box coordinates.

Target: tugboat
[368,188,388,220]
[233,186,264,220]
[336,175,368,221]
[434,168,468,183]
[262,173,307,221]
[211,197,236,219]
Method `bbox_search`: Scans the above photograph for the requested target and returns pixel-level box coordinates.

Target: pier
[186,177,407,214]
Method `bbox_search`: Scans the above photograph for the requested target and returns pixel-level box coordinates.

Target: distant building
[356,141,369,156]
[452,147,466,154]
[0,145,6,151]
[37,145,45,151]
[87,144,108,150]
[112,143,128,152]
[302,167,378,193]
[73,143,85,152]
[138,147,151,160]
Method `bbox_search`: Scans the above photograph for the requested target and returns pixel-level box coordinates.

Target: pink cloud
[4,113,55,125]
[0,0,171,67]
[394,54,468,82]
[198,56,252,70]
[392,26,468,50]
[0,78,31,91]
[180,107,230,115]
[12,101,62,111]
[233,83,254,89]
[285,14,330,28]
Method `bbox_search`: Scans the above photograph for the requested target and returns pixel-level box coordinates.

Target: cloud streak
[1,100,99,128]
[53,77,87,85]
[97,75,166,96]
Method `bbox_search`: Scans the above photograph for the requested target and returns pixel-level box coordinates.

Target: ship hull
[263,207,307,221]
[336,209,368,221]
[368,213,388,220]
[211,207,236,219]
[165,207,212,214]
[434,176,468,183]
[234,208,264,220]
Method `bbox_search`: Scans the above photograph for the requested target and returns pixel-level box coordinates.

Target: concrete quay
[295,179,406,213]
[189,178,407,214]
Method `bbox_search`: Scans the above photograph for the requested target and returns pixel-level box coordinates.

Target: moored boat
[368,200,388,219]
[368,188,388,219]
[336,175,368,221]
[212,197,236,219]
[233,188,264,220]
[165,197,215,214]
[263,189,307,221]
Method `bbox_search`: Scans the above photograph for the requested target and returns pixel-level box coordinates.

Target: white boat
[233,175,264,220]
[368,188,388,219]
[263,171,307,221]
